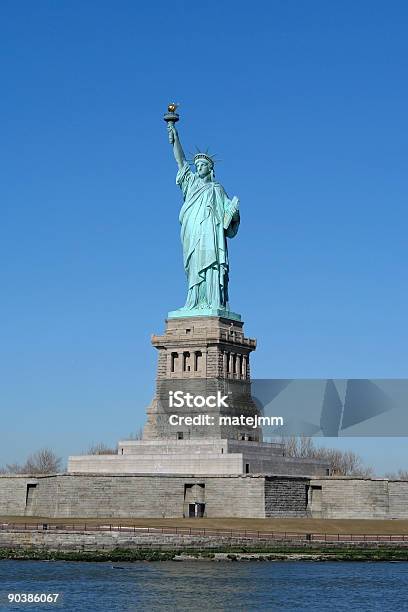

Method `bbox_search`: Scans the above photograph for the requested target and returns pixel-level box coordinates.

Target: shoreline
[2,545,408,563]
[3,523,408,562]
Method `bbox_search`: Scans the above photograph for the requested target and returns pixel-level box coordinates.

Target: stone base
[68,438,329,477]
[3,473,408,519]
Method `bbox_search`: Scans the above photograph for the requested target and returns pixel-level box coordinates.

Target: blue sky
[1,1,407,473]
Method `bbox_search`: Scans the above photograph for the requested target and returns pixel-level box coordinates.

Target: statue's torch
[164,103,179,143]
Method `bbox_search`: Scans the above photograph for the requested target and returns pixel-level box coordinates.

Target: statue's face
[196,160,212,179]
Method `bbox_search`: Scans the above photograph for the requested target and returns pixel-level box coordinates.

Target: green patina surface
[167,307,241,321]
[166,117,241,319]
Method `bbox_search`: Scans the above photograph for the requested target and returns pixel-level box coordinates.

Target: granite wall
[310,478,408,519]
[265,477,309,517]
[2,474,408,520]
[0,474,265,519]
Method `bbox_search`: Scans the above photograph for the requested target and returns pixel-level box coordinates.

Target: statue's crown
[193,152,214,168]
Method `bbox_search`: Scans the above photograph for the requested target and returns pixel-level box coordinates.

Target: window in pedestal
[171,352,179,373]
[194,351,202,372]
[183,352,191,372]
[232,354,237,376]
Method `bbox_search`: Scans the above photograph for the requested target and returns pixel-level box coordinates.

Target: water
[1,560,407,611]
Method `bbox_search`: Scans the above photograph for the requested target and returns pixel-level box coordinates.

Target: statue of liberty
[166,107,241,320]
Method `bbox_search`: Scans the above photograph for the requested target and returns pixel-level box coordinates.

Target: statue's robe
[176,162,240,310]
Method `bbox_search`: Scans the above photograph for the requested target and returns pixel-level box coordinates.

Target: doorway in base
[188,502,206,518]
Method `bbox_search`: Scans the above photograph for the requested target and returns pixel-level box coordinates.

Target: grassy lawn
[2,516,408,534]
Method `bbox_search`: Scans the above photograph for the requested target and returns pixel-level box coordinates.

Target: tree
[2,463,23,474]
[279,435,374,477]
[24,448,62,474]
[127,427,144,440]
[87,442,117,455]
[385,469,408,480]
[0,448,62,474]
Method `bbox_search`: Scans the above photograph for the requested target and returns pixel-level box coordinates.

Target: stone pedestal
[143,316,262,442]
[68,314,329,479]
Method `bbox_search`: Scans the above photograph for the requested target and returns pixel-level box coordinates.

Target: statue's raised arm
[163,103,185,169]
[168,124,186,169]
